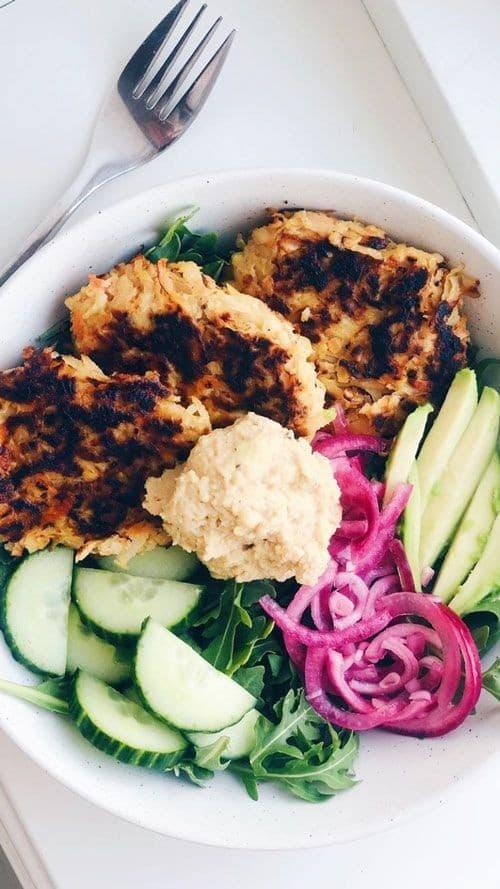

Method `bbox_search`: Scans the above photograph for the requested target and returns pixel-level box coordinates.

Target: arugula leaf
[464,589,500,654]
[35,314,72,352]
[232,690,358,803]
[202,259,226,281]
[229,616,274,675]
[0,545,16,594]
[482,658,500,701]
[475,358,500,393]
[200,586,246,664]
[145,208,228,280]
[245,633,300,718]
[173,761,214,787]
[0,676,70,714]
[232,665,265,699]
[236,766,259,801]
[193,736,230,772]
[189,579,275,676]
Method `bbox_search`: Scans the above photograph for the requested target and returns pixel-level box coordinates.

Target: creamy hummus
[144,413,341,585]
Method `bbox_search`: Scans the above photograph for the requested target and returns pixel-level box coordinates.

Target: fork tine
[155,16,223,116]
[158,30,235,130]
[118,0,189,97]
[143,4,207,108]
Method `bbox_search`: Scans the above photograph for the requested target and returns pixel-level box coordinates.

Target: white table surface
[0,1,497,887]
[365,0,500,246]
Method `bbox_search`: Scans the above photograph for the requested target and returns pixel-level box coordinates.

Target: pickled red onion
[259,419,482,739]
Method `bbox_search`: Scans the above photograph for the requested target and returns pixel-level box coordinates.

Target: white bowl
[0,169,498,849]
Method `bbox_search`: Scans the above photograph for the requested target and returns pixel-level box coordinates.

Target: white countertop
[0,1,497,887]
[365,0,500,246]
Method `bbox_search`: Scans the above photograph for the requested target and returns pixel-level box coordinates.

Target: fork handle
[0,148,153,289]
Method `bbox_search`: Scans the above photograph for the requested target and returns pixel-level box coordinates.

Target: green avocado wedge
[419,386,499,569]
[383,404,433,507]
[449,513,500,615]
[417,368,478,513]
[433,452,500,603]
[402,462,422,591]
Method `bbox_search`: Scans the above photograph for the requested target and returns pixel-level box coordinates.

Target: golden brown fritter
[66,257,325,438]
[0,349,210,558]
[231,210,478,434]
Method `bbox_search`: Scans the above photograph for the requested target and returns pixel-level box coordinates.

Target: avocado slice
[433,452,500,603]
[420,386,500,569]
[417,369,478,513]
[383,404,433,507]
[449,513,500,615]
[402,462,422,591]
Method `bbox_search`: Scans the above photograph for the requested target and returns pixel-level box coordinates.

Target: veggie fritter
[231,210,478,434]
[0,349,210,558]
[66,257,325,438]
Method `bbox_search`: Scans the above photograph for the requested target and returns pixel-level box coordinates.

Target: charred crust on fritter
[274,240,376,294]
[273,240,437,385]
[219,329,299,429]
[63,402,134,430]
[148,312,206,381]
[144,417,183,438]
[266,295,291,315]
[429,302,465,401]
[385,266,428,304]
[235,216,472,436]
[0,349,203,550]
[360,236,389,250]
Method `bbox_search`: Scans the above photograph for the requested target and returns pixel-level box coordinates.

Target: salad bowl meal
[0,168,498,849]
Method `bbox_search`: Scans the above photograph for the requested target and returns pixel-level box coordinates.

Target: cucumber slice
[66,605,131,686]
[187,708,260,761]
[434,452,500,603]
[1,547,73,676]
[96,546,199,581]
[402,462,422,591]
[72,568,203,645]
[449,513,500,615]
[70,671,187,770]
[417,368,478,512]
[383,404,433,507]
[420,386,499,568]
[135,620,256,732]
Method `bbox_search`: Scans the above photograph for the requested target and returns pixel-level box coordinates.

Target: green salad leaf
[173,737,230,786]
[0,676,70,715]
[475,358,500,393]
[173,761,214,787]
[0,545,16,594]
[482,658,500,701]
[193,736,230,772]
[231,690,358,803]
[145,208,228,280]
[464,588,500,655]
[35,314,72,352]
[232,665,265,699]
[244,634,300,718]
[187,579,276,676]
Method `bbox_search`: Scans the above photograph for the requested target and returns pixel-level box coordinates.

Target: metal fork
[0,0,234,287]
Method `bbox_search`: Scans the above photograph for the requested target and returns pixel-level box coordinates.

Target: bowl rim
[0,166,498,849]
[3,166,500,300]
